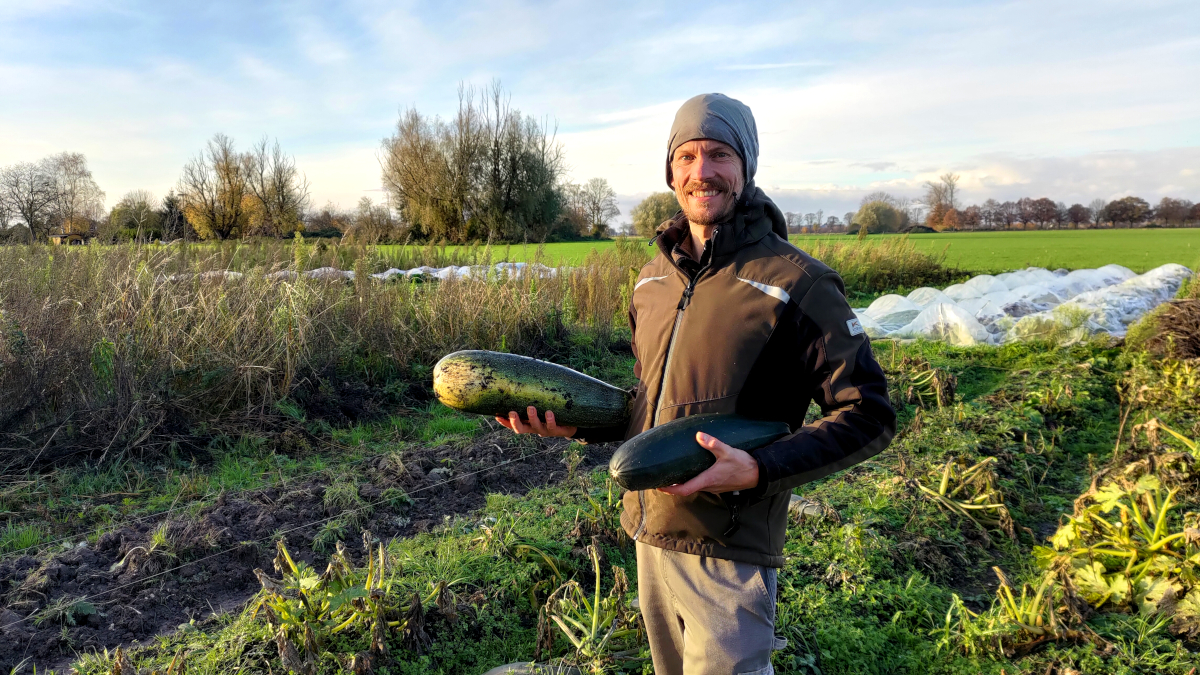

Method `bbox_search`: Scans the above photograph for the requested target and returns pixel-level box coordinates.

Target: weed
[570,480,625,547]
[254,538,435,674]
[916,457,1016,541]
[0,521,46,552]
[891,356,957,410]
[381,487,413,510]
[110,522,177,576]
[34,595,98,627]
[473,512,566,606]
[312,519,349,553]
[541,544,642,673]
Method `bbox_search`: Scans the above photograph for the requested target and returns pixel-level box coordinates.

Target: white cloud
[0,0,1197,215]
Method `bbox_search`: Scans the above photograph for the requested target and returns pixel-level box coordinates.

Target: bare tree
[0,160,59,241]
[577,177,619,238]
[344,197,403,244]
[998,201,1020,229]
[1088,198,1108,227]
[178,134,251,240]
[940,173,960,209]
[381,82,564,243]
[860,191,898,207]
[243,138,311,237]
[980,199,1001,229]
[784,211,800,234]
[46,152,106,236]
[306,202,353,235]
[960,205,981,230]
[1066,203,1090,227]
[921,173,960,229]
[1155,197,1193,225]
[106,190,160,241]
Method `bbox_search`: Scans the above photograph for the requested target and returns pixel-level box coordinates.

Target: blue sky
[2,0,1198,222]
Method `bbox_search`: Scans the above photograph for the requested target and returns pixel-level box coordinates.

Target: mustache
[681,178,734,194]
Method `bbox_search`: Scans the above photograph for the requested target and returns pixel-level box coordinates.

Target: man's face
[670,139,745,226]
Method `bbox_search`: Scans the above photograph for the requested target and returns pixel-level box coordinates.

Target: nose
[692,153,719,182]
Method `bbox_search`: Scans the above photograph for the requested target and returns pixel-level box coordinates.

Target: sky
[1,0,1198,226]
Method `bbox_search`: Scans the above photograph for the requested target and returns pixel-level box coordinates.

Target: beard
[675,177,739,226]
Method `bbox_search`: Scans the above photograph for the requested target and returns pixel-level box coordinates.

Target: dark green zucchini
[432,350,632,428]
[609,414,790,491]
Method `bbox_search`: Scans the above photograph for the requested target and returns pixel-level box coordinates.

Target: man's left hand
[658,432,760,496]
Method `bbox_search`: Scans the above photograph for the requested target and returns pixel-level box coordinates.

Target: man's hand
[658,432,760,496]
[495,406,578,439]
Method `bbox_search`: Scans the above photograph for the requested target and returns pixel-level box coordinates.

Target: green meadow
[376,228,1200,273]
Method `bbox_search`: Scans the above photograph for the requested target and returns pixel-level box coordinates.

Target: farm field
[376,228,1200,273]
[0,241,1198,674]
[874,229,1200,273]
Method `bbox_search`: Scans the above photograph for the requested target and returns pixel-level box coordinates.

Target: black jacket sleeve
[741,272,896,500]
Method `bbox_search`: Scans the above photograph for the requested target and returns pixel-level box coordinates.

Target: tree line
[0,84,621,245]
[775,173,1200,236]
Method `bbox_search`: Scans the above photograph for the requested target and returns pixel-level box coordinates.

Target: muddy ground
[0,431,615,672]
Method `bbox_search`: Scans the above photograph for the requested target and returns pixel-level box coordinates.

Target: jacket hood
[666,93,760,204]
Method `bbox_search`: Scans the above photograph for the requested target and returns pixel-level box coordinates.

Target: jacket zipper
[633,236,714,542]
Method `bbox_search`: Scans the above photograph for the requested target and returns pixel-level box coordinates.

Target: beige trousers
[635,542,784,675]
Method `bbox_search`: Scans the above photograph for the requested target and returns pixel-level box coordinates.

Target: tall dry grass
[0,240,648,464]
[0,235,950,465]
[797,236,962,297]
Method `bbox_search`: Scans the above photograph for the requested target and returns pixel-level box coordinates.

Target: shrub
[796,235,961,296]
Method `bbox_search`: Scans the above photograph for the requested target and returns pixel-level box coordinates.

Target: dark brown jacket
[582,188,895,567]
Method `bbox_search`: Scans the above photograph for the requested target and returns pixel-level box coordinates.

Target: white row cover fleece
[853,263,1193,346]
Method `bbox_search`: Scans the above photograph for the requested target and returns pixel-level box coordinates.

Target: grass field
[379,228,1200,273]
[878,228,1200,273]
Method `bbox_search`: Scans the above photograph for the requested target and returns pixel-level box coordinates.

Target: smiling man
[500,93,896,674]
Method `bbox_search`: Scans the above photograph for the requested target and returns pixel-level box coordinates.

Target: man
[499,93,896,675]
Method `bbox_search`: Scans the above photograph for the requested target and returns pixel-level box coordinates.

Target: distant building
[49,216,95,245]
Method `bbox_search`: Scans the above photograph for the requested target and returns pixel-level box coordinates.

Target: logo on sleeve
[846,318,864,336]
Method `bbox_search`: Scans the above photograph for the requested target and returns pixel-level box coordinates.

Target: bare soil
[0,431,616,672]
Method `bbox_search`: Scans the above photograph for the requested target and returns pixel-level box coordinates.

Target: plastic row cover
[855,263,1192,345]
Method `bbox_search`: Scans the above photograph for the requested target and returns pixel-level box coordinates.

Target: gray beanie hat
[666,93,759,198]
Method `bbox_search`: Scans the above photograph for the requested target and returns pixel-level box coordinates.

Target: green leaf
[1134,576,1179,616]
[1050,521,1079,550]
[1133,474,1162,494]
[325,587,370,613]
[1170,590,1200,638]
[1094,483,1129,513]
[1071,560,1129,607]
[1032,546,1060,569]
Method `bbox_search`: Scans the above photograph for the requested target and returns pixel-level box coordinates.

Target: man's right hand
[495,406,577,438]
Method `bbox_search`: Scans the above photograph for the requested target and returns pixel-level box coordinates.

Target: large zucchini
[609,414,790,491]
[432,350,632,428]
